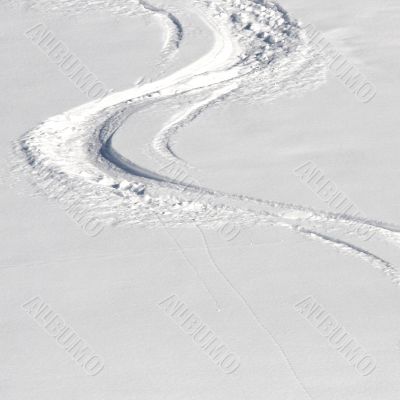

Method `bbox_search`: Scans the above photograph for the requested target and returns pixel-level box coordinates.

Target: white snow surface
[10,0,400,286]
[3,0,400,398]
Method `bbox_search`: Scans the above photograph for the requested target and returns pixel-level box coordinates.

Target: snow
[1,0,400,398]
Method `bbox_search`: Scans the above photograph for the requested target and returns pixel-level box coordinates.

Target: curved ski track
[10,1,400,397]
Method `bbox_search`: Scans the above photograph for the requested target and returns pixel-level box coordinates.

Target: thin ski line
[197,226,314,400]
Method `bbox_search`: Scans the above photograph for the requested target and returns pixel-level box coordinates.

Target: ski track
[9,0,400,397]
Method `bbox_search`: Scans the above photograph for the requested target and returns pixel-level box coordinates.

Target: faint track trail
[11,0,400,398]
[197,226,315,399]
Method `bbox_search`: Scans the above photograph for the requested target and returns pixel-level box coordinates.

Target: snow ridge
[12,0,400,287]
